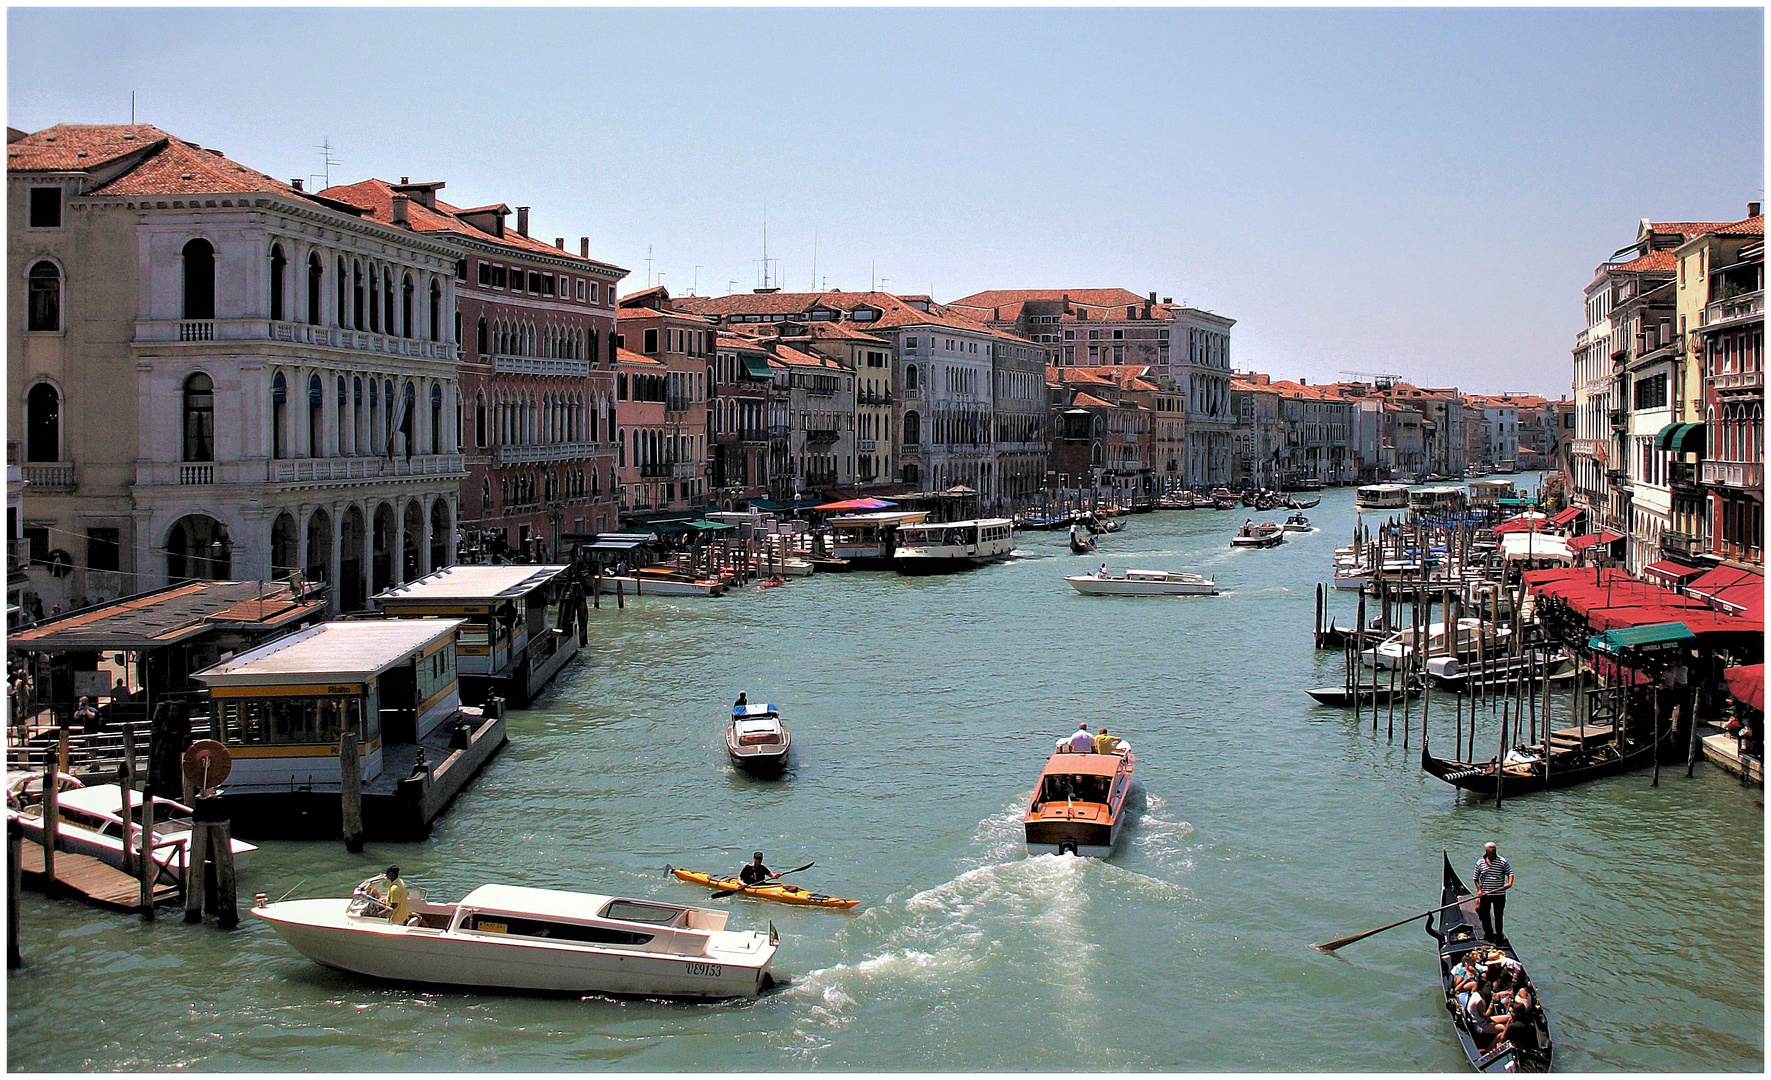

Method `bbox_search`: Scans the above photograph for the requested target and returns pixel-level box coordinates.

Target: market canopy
[1549,506,1584,527]
[1493,512,1548,536]
[814,497,898,512]
[1725,664,1765,712]
[1587,621,1695,658]
[1708,582,1764,620]
[1687,565,1760,603]
[1568,530,1624,552]
[1499,532,1572,562]
[1642,560,1706,585]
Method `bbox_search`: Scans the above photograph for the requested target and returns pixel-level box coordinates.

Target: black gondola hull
[1434,854,1554,1072]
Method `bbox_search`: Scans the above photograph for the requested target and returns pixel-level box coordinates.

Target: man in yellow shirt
[378,864,411,924]
[1093,727,1120,755]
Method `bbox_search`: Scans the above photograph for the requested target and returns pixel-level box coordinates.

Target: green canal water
[8,481,1764,1071]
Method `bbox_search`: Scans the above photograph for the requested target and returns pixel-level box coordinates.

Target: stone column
[393,501,407,587]
[329,501,345,614]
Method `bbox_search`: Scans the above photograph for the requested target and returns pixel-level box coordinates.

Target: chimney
[391,194,409,226]
[401,176,409,184]
[290,178,303,192]
[516,206,530,237]
[1162,297,1172,304]
[1147,292,1157,304]
[580,237,590,258]
[1751,201,1763,217]
[555,237,565,250]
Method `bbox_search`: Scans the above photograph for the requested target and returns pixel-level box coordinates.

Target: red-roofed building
[615,288,716,513]
[319,178,627,559]
[709,333,775,505]
[9,124,466,615]
[1046,368,1156,503]
[614,346,669,512]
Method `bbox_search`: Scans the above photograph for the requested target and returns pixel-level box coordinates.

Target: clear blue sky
[9,7,1763,395]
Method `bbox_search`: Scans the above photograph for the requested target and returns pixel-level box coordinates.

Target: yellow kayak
[669,867,860,909]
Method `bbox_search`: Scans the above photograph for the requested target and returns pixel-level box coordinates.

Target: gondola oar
[1312,887,1508,952]
[710,861,816,899]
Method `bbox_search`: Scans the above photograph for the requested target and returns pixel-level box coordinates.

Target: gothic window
[402,274,415,337]
[272,372,288,459]
[25,382,59,462]
[26,261,59,331]
[269,245,287,321]
[308,253,324,324]
[182,372,215,462]
[429,279,442,341]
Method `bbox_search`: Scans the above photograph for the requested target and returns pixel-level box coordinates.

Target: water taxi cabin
[191,618,507,840]
[372,565,577,707]
[1468,478,1517,506]
[827,511,929,568]
[1408,486,1467,517]
[1356,483,1410,511]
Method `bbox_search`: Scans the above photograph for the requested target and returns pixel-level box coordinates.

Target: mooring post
[340,730,364,853]
[184,816,209,924]
[121,724,137,876]
[40,756,58,884]
[212,818,239,929]
[8,816,21,969]
[138,791,157,920]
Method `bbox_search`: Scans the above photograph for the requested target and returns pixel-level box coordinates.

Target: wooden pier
[18,845,179,913]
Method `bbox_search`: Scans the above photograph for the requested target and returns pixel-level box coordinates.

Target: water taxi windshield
[1041,774,1112,803]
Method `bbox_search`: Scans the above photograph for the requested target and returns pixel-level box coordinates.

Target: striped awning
[1654,422,1706,455]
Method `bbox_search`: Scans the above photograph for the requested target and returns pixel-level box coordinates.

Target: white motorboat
[726,704,791,776]
[595,575,724,597]
[1280,511,1312,532]
[252,879,780,999]
[1363,617,1514,669]
[1331,567,1370,590]
[11,783,257,878]
[1230,522,1285,548]
[777,558,814,578]
[1066,569,1218,596]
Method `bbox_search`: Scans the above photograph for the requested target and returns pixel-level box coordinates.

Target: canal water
[9,482,1763,1071]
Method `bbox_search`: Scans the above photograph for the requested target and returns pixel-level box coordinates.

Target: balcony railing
[672,462,700,478]
[1702,460,1763,489]
[768,423,791,438]
[1608,408,1627,429]
[1669,461,1700,492]
[639,463,671,478]
[20,462,74,491]
[1605,467,1632,488]
[179,464,214,485]
[495,442,600,465]
[1712,369,1765,393]
[857,438,878,452]
[806,429,839,445]
[266,453,465,483]
[136,319,456,363]
[1703,290,1763,331]
[1569,438,1605,461]
[1661,528,1704,558]
[492,354,590,377]
[740,428,769,443]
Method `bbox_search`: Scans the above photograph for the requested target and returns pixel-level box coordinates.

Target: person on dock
[1473,842,1513,941]
[738,851,772,887]
[1066,722,1096,754]
[72,696,98,733]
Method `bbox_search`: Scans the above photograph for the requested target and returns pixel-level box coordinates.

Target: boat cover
[733,703,780,718]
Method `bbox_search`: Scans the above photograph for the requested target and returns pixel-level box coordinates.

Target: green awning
[742,355,774,379]
[1588,622,1696,657]
[684,520,734,531]
[1672,422,1705,456]
[1654,422,1688,451]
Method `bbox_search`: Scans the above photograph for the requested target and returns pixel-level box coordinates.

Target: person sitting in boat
[1093,726,1120,755]
[1449,955,1481,1008]
[1095,564,1110,579]
[1065,722,1097,754]
[734,692,748,709]
[738,851,773,887]
[366,865,413,925]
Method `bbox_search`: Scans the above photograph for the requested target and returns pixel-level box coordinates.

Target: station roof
[374,564,569,604]
[192,619,463,687]
[7,580,325,653]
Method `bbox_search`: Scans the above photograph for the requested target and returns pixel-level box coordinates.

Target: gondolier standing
[1473,842,1513,941]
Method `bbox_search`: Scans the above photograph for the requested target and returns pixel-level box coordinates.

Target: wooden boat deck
[19,844,179,912]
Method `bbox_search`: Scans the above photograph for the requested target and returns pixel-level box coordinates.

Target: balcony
[672,462,700,479]
[492,354,590,377]
[20,462,74,491]
[639,463,670,478]
[1669,460,1700,494]
[1712,369,1765,394]
[803,471,839,488]
[1702,460,1763,489]
[137,319,457,363]
[1661,528,1704,559]
[768,423,791,439]
[1605,467,1632,489]
[666,395,691,413]
[1702,290,1763,334]
[496,442,600,466]
[1608,408,1627,430]
[857,438,878,452]
[1569,438,1605,461]
[265,453,465,484]
[806,429,839,445]
[740,428,769,444]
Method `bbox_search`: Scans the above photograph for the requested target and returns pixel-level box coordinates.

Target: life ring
[44,549,72,578]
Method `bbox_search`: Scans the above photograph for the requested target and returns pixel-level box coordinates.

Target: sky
[8,6,1764,396]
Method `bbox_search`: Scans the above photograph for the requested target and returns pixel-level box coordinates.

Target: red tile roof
[715,333,770,353]
[769,343,841,370]
[319,177,624,270]
[616,347,662,367]
[1069,392,1118,409]
[1610,249,1679,273]
[7,124,170,172]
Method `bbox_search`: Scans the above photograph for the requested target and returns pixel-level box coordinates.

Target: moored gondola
[1305,679,1422,707]
[1420,725,1680,797]
[1426,854,1553,1072]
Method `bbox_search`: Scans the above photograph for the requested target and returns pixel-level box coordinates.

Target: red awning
[1687,565,1758,600]
[1494,518,1546,536]
[1568,530,1624,552]
[813,497,898,512]
[1725,664,1765,712]
[1586,605,1693,631]
[1549,506,1584,527]
[1642,560,1706,584]
[1708,582,1764,620]
[1673,611,1763,636]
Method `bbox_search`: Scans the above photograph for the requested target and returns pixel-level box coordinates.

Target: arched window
[403,275,415,338]
[27,261,60,331]
[366,263,380,333]
[308,253,324,324]
[182,372,215,462]
[271,371,288,459]
[336,258,348,327]
[904,365,919,392]
[903,411,921,446]
[25,382,59,462]
[475,392,487,448]
[383,268,395,334]
[618,429,626,467]
[352,261,365,328]
[431,383,443,455]
[429,279,442,341]
[270,511,299,579]
[477,317,488,355]
[308,374,324,457]
[269,244,287,321]
[336,375,349,455]
[404,382,417,454]
[182,239,215,319]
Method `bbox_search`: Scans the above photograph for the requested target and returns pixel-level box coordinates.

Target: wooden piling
[137,792,156,920]
[617,577,626,609]
[40,757,58,883]
[8,817,21,969]
[121,725,137,875]
[1651,688,1663,788]
[213,821,238,930]
[340,730,364,853]
[184,821,208,924]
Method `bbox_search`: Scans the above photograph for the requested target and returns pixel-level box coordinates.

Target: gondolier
[1473,842,1513,941]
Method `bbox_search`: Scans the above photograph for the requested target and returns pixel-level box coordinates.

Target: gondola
[1419,725,1678,797]
[1304,679,1421,707]
[1426,854,1553,1072]
[1286,495,1322,509]
[1068,531,1097,555]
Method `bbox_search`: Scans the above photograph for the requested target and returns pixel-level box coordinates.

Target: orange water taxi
[1023,739,1136,857]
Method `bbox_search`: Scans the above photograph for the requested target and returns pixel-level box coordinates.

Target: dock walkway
[18,845,178,912]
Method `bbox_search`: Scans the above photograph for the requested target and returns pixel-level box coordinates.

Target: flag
[401,393,415,461]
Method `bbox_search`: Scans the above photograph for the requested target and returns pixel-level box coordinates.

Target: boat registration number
[685,962,723,978]
[477,920,508,934]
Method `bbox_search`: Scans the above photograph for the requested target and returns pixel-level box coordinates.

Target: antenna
[130,91,135,124]
[314,138,341,191]
[761,202,770,290]
[811,227,818,291]
[692,265,703,296]
[729,280,739,295]
[870,260,876,292]
[645,245,654,289]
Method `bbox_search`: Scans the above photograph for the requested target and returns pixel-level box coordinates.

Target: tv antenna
[313,138,341,191]
[810,227,818,291]
[691,265,703,296]
[645,245,654,288]
[1340,369,1404,389]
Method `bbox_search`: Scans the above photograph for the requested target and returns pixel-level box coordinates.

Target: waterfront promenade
[7,485,1762,1071]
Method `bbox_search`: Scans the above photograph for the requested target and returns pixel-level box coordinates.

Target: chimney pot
[1148,292,1157,303]
[391,193,409,226]
[580,237,590,258]
[556,237,565,250]
[290,178,303,191]
[1162,297,1172,304]
[516,206,530,237]
[401,176,409,184]
[1751,201,1763,217]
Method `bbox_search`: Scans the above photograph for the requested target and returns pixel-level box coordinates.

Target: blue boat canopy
[732,703,780,718]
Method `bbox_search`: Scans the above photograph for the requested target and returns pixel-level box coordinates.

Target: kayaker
[1066,722,1096,754]
[738,851,772,886]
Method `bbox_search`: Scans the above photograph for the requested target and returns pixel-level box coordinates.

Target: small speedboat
[11,782,257,880]
[1025,739,1135,857]
[1281,512,1311,532]
[252,879,780,998]
[1230,522,1285,548]
[726,704,791,776]
[1066,569,1217,596]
